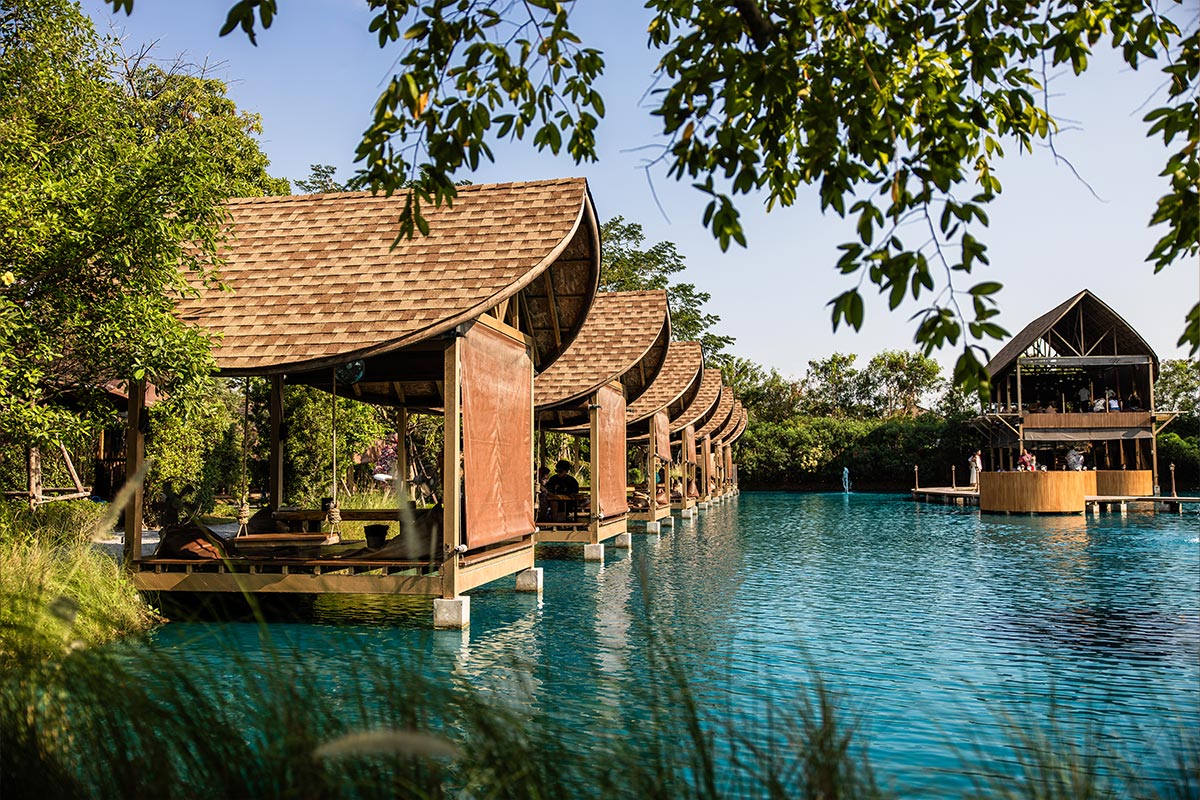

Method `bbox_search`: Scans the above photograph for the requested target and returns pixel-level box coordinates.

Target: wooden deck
[913,485,1198,514]
[130,535,535,596]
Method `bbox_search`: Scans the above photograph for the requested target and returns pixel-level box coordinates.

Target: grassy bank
[0,500,159,666]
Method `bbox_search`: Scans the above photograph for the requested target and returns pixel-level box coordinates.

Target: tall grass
[0,499,159,665]
[0,631,895,799]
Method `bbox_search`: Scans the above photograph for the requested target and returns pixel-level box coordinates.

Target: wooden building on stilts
[971,289,1180,514]
[128,178,602,627]
[694,386,735,504]
[532,290,671,562]
[667,367,723,518]
[719,403,748,496]
[625,341,704,533]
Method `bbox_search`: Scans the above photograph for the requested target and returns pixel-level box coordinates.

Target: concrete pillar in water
[433,596,470,629]
[515,567,543,593]
[584,543,604,562]
[643,521,661,534]
[614,532,632,549]
[661,515,675,528]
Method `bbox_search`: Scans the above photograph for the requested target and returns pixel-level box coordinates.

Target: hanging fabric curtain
[461,323,535,548]
[596,383,628,519]
[654,410,671,462]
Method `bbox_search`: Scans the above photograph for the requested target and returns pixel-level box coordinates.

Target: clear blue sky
[83,0,1198,380]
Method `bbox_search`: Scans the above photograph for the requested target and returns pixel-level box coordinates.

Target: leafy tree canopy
[0,0,288,447]
[106,0,1199,397]
[1155,358,1199,417]
[600,216,734,362]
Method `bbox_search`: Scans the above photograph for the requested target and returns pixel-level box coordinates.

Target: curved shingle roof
[178,178,599,376]
[696,386,735,439]
[534,290,669,412]
[670,367,722,434]
[626,341,704,427]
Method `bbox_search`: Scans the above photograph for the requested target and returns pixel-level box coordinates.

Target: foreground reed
[0,500,158,665]
[3,599,1194,799]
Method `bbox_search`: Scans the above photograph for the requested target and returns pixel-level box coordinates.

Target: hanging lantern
[335,360,365,385]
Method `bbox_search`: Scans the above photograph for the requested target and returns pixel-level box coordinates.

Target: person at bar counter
[546,459,579,496]
[1018,449,1036,471]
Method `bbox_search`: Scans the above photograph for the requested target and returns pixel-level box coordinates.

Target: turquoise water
[149,493,1199,795]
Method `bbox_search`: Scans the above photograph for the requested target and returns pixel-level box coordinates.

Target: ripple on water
[144,492,1199,795]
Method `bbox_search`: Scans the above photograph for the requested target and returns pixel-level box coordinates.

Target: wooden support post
[26,446,41,510]
[1148,364,1159,492]
[913,464,919,490]
[646,443,657,518]
[397,407,411,500]
[58,441,85,494]
[268,375,284,511]
[1170,463,1176,497]
[441,336,462,600]
[951,465,957,490]
[589,393,601,538]
[123,380,146,565]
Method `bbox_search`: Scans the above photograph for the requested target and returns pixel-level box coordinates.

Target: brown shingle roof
[626,341,704,426]
[534,291,669,410]
[696,386,734,439]
[178,178,598,374]
[719,403,747,444]
[985,289,1159,379]
[670,367,722,434]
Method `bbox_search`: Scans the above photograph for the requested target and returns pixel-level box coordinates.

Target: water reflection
[138,493,1198,795]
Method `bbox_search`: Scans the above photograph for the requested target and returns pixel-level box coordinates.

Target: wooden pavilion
[625,341,704,532]
[533,290,670,561]
[127,178,602,626]
[694,385,735,504]
[719,403,748,495]
[667,367,723,518]
[973,289,1177,513]
[707,400,743,499]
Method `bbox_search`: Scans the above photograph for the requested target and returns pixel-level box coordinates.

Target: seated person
[545,459,579,495]
[545,460,581,521]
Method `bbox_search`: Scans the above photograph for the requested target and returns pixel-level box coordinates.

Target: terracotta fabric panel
[723,445,733,477]
[461,324,534,548]
[596,383,628,519]
[683,425,696,466]
[654,411,671,462]
[702,436,712,492]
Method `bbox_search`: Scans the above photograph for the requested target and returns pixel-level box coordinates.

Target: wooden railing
[1023,412,1152,428]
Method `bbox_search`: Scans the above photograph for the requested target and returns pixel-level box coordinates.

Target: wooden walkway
[912,486,1198,513]
[1082,494,1199,513]
[912,487,979,506]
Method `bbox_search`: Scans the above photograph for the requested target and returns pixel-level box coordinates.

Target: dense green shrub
[1157,429,1199,492]
[736,414,982,490]
[0,500,158,665]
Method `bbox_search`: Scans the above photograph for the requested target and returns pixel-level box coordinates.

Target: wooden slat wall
[1095,470,1154,496]
[1024,412,1152,428]
[979,471,1096,513]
